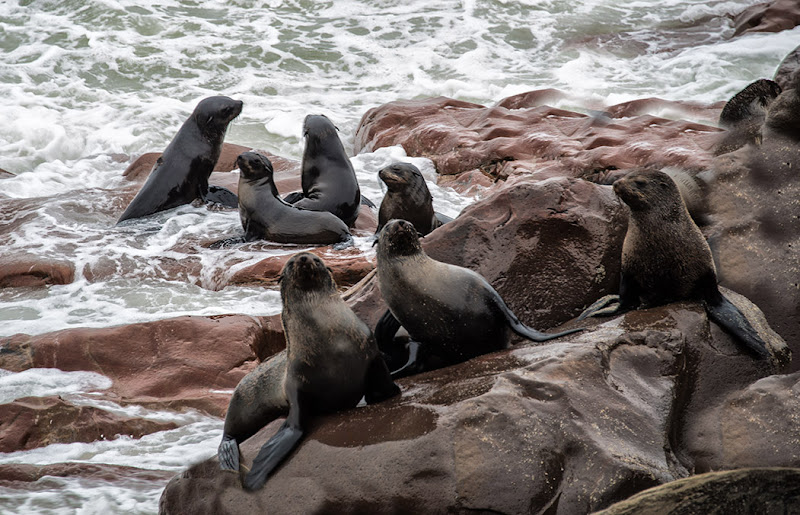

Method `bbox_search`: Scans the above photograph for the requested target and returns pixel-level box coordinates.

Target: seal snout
[237,152,272,180]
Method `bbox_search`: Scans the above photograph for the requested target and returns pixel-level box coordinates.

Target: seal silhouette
[236,152,353,248]
[578,168,771,359]
[217,252,400,490]
[283,115,361,227]
[375,219,584,377]
[376,162,451,235]
[117,96,243,223]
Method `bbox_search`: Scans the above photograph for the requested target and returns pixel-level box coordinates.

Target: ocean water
[0,0,797,512]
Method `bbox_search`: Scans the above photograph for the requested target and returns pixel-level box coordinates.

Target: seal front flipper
[243,388,307,491]
[282,191,303,204]
[205,185,239,208]
[218,433,240,472]
[375,309,405,370]
[364,354,401,404]
[578,273,641,320]
[331,233,355,251]
[388,341,424,379]
[703,289,771,359]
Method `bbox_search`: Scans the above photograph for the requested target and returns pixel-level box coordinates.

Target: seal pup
[218,252,400,490]
[117,96,243,223]
[376,162,451,236]
[578,169,771,359]
[236,152,353,249]
[375,219,584,377]
[283,114,361,227]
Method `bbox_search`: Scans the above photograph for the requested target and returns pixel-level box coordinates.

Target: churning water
[0,0,798,512]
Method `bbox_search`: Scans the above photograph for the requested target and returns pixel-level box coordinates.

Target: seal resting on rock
[283,114,362,227]
[235,151,353,249]
[376,162,451,235]
[117,96,243,223]
[374,219,584,377]
[578,169,772,359]
[715,79,782,155]
[218,252,400,490]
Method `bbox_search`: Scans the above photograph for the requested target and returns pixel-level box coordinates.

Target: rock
[0,168,15,179]
[0,254,75,287]
[354,93,721,180]
[0,315,266,416]
[774,44,800,90]
[159,299,786,514]
[595,468,800,514]
[0,462,174,484]
[732,0,800,38]
[228,250,375,290]
[0,396,178,452]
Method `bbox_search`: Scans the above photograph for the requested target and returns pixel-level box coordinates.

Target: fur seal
[376,162,451,235]
[236,152,353,248]
[218,252,400,490]
[117,96,243,223]
[374,219,584,377]
[283,115,361,227]
[578,169,771,359]
[715,79,782,155]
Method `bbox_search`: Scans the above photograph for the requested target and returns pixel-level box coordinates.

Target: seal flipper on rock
[364,354,402,403]
[243,384,307,491]
[205,185,238,208]
[218,434,241,472]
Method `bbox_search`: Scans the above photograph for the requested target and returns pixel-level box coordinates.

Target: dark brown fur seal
[715,79,782,155]
[283,115,361,227]
[236,152,353,248]
[117,96,243,223]
[218,252,399,490]
[376,162,449,235]
[578,169,771,359]
[374,219,583,377]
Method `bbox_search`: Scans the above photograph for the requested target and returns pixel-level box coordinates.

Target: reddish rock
[354,93,721,179]
[732,0,800,37]
[0,315,266,416]
[0,169,15,179]
[0,396,177,452]
[159,299,787,515]
[0,462,174,484]
[0,254,75,287]
[228,250,375,290]
[774,44,800,89]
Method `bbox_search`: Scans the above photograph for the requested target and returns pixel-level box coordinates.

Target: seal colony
[374,219,585,377]
[117,96,243,223]
[578,169,771,359]
[218,252,399,490]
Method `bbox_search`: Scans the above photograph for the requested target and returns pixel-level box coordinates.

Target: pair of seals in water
[237,152,353,248]
[117,96,243,223]
[578,169,771,359]
[218,252,399,490]
[376,162,451,236]
[374,219,584,377]
[283,114,362,227]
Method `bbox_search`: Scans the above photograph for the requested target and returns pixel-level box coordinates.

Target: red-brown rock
[0,315,267,416]
[0,254,75,287]
[228,250,375,290]
[0,396,178,452]
[732,0,800,37]
[0,462,174,484]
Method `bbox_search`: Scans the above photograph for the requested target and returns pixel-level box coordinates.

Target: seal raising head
[377,162,443,235]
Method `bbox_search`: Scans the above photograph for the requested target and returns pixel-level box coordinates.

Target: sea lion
[218,252,400,490]
[117,96,243,223]
[374,219,584,377]
[715,79,782,155]
[376,162,451,235]
[578,169,771,359]
[283,115,361,227]
[236,152,353,249]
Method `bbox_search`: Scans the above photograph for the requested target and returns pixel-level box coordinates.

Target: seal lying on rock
[117,96,243,223]
[374,219,584,377]
[283,114,362,227]
[578,169,772,359]
[236,152,353,249]
[218,252,400,490]
[376,162,452,236]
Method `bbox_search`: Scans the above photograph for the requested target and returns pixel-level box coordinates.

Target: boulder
[228,250,375,290]
[0,315,268,417]
[0,254,75,287]
[0,396,178,452]
[774,44,800,90]
[596,468,800,514]
[732,0,800,38]
[159,298,786,515]
[0,462,174,484]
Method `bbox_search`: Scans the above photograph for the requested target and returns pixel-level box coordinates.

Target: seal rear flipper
[360,194,376,209]
[704,292,771,359]
[331,233,354,251]
[205,185,239,208]
[364,354,401,404]
[375,309,404,369]
[388,341,424,379]
[578,272,641,320]
[218,433,241,472]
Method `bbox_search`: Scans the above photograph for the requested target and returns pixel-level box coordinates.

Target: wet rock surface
[732,0,800,37]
